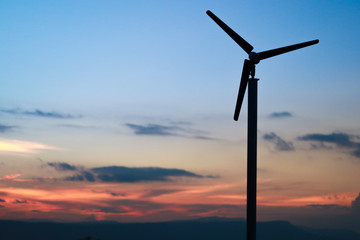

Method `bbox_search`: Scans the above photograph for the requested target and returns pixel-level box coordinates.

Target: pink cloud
[0,174,21,180]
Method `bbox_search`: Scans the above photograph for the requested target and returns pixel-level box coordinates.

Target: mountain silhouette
[0,219,359,240]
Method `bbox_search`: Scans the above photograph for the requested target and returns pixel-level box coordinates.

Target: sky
[0,0,360,233]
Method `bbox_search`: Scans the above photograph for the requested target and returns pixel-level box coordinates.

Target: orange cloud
[0,183,240,221]
[1,178,356,223]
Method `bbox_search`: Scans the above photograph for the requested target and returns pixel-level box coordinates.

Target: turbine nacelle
[248,52,260,64]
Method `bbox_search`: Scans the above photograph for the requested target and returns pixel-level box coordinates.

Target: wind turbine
[206,10,318,240]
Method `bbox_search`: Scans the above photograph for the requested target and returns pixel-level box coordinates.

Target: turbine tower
[206,10,318,240]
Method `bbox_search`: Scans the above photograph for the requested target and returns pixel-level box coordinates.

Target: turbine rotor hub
[249,52,260,64]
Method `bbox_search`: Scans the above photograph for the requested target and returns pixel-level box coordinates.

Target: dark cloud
[65,171,95,182]
[298,132,360,158]
[298,132,354,147]
[96,206,129,214]
[1,108,81,119]
[65,166,205,183]
[47,162,78,171]
[93,166,203,182]
[125,123,181,136]
[108,192,126,197]
[92,190,127,197]
[309,142,333,150]
[13,199,28,204]
[263,132,294,151]
[142,189,182,198]
[0,199,5,202]
[353,149,360,158]
[47,161,212,183]
[0,124,16,133]
[125,122,214,140]
[193,135,216,141]
[269,111,293,118]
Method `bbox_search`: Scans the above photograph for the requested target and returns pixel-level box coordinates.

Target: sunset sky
[0,0,359,233]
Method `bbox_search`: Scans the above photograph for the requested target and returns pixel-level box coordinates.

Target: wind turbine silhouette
[206,10,318,240]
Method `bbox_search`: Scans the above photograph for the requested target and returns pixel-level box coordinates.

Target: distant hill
[299,226,360,240]
[0,219,359,240]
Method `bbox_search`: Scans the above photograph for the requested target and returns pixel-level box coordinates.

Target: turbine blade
[206,10,253,54]
[234,60,251,121]
[258,39,319,60]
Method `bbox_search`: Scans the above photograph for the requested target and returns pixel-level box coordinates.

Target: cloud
[353,149,360,158]
[298,132,354,147]
[1,108,81,119]
[125,122,215,140]
[125,123,181,136]
[47,162,78,171]
[193,135,216,141]
[263,132,294,151]
[297,132,360,158]
[0,124,16,133]
[0,199,5,202]
[38,197,243,221]
[0,174,39,182]
[268,111,293,118]
[92,190,127,197]
[0,174,21,180]
[13,199,28,204]
[65,171,96,182]
[0,138,59,155]
[65,166,205,183]
[142,189,182,198]
[94,166,203,182]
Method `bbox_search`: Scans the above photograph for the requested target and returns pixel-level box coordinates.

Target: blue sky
[0,0,359,232]
[1,1,359,119]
